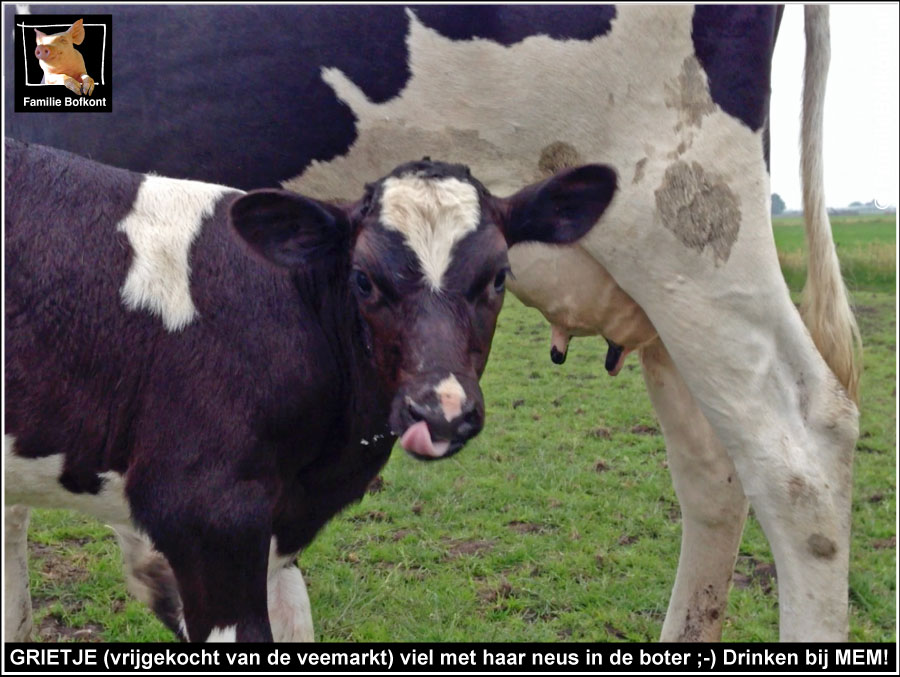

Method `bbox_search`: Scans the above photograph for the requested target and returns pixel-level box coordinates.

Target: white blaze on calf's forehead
[379,175,480,290]
[435,374,467,421]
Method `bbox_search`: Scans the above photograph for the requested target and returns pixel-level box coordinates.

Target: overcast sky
[770,4,899,210]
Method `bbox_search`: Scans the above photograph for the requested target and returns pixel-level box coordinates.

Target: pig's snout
[35,45,52,60]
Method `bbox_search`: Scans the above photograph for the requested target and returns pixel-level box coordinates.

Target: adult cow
[4,139,617,642]
[6,5,860,641]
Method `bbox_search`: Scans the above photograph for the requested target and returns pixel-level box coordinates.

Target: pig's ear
[230,189,351,269]
[68,19,85,45]
[493,165,617,247]
[34,29,47,41]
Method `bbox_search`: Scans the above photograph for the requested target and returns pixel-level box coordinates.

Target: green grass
[773,213,896,292]
[20,222,896,643]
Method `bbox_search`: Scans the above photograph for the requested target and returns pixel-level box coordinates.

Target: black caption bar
[4,643,896,674]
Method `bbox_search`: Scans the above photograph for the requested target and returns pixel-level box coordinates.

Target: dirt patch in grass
[348,510,390,523]
[605,622,628,639]
[507,521,552,534]
[36,613,104,643]
[32,596,121,643]
[872,536,895,550]
[658,498,681,523]
[733,556,777,594]
[478,579,513,604]
[30,542,92,585]
[444,539,495,558]
[374,561,428,580]
[521,607,557,623]
[390,529,412,542]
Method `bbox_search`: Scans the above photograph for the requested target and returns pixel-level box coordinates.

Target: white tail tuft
[799,5,862,403]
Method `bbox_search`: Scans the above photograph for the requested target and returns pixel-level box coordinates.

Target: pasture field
[19,220,896,642]
[774,213,896,292]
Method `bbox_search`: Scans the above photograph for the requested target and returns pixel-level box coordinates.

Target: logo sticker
[14,14,112,113]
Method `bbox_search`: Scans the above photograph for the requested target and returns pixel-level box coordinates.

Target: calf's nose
[407,399,483,443]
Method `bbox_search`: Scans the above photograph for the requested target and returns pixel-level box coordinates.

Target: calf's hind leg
[113,526,187,639]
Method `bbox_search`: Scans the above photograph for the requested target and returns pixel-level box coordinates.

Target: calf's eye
[354,270,373,298]
[493,269,507,293]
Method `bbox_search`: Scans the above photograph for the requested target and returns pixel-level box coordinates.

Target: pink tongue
[608,348,632,377]
[400,421,451,458]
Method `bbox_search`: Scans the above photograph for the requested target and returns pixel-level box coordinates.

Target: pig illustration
[34,19,94,96]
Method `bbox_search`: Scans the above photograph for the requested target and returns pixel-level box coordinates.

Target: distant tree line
[771,194,895,217]
[771,193,785,216]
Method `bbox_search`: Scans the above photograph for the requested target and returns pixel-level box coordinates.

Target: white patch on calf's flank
[378,175,480,290]
[206,625,237,642]
[117,175,238,332]
[435,374,466,422]
[4,437,131,525]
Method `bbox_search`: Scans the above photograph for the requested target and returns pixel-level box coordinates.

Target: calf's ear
[496,165,617,247]
[230,189,350,268]
[68,19,85,45]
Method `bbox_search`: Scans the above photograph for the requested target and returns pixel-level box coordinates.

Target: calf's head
[230,160,616,460]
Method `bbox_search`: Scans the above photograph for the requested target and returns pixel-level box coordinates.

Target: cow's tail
[799,5,862,404]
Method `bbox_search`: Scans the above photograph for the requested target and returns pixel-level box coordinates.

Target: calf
[33,19,94,96]
[3,139,617,642]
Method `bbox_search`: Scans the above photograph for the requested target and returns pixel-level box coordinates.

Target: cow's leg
[267,553,314,642]
[640,340,749,641]
[585,179,858,640]
[112,526,187,639]
[5,505,33,641]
